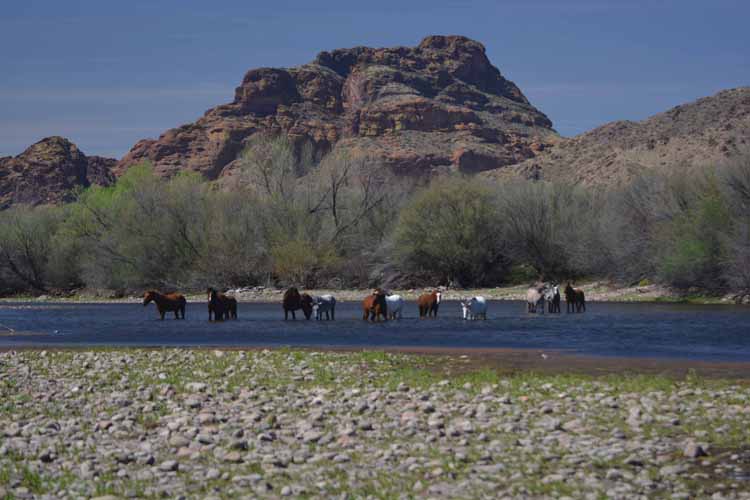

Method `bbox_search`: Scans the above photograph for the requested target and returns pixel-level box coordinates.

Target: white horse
[385,294,404,320]
[312,294,336,320]
[461,296,487,320]
[544,284,561,313]
[526,283,549,314]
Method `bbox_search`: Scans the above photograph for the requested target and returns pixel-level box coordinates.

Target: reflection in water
[0,301,748,362]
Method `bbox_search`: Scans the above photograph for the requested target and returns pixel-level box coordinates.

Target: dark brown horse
[283,287,313,320]
[207,287,238,321]
[362,289,388,322]
[564,283,586,313]
[417,290,442,318]
[143,290,186,320]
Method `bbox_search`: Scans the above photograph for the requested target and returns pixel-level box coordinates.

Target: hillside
[0,137,116,208]
[115,35,559,181]
[484,87,750,185]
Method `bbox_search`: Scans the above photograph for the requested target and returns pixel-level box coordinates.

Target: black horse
[564,283,586,313]
[546,284,561,313]
[207,287,238,321]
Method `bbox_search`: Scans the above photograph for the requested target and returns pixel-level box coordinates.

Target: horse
[312,294,336,320]
[526,283,549,314]
[461,296,487,320]
[545,284,561,313]
[564,283,586,313]
[143,290,186,320]
[207,287,238,321]
[385,294,404,320]
[417,290,442,318]
[283,287,313,320]
[363,289,388,322]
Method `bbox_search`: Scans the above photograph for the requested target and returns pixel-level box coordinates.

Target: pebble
[158,460,179,472]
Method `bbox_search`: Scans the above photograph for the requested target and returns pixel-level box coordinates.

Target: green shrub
[393,177,507,286]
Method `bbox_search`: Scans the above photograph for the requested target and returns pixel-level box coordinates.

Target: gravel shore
[7,280,746,304]
[2,349,749,499]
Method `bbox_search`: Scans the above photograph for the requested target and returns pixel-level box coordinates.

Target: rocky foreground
[1,350,749,499]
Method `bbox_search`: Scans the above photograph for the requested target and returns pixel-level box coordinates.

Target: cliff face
[0,137,116,208]
[486,87,750,186]
[115,35,558,181]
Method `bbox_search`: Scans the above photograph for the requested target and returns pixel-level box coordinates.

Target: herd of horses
[143,282,586,321]
[526,282,586,314]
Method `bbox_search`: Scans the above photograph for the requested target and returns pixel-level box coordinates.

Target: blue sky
[1,0,748,158]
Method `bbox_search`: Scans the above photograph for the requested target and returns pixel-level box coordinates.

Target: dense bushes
[0,139,748,296]
[394,178,506,286]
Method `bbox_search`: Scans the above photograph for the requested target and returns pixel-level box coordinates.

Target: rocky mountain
[485,87,750,185]
[0,137,116,208]
[115,35,559,181]
[2,38,747,209]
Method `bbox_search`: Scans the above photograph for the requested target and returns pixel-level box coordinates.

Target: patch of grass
[20,466,44,494]
[524,478,577,497]
[652,294,725,305]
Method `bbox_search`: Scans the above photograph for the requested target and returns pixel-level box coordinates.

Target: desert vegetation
[0,136,748,298]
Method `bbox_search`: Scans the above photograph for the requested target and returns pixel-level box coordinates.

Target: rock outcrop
[5,39,746,208]
[0,137,116,208]
[116,35,558,181]
[484,87,750,186]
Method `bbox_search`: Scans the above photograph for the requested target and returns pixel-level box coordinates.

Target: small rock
[185,382,208,392]
[184,397,202,409]
[158,460,179,472]
[683,441,707,458]
[224,451,243,463]
[230,439,248,450]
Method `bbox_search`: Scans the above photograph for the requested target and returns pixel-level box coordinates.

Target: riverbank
[3,281,748,305]
[2,349,749,499]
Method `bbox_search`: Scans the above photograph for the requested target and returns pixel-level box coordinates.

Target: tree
[393,177,505,286]
[0,206,60,292]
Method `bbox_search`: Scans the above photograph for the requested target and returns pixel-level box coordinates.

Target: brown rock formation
[116,35,557,181]
[0,137,116,208]
[484,87,750,186]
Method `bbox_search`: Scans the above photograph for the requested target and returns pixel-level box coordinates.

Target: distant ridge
[485,87,750,185]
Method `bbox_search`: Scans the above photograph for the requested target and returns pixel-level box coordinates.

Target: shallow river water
[0,300,748,362]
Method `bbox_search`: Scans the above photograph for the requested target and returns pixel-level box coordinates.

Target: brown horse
[564,283,586,313]
[143,290,186,320]
[207,287,238,321]
[417,290,442,318]
[283,287,313,320]
[362,289,388,322]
